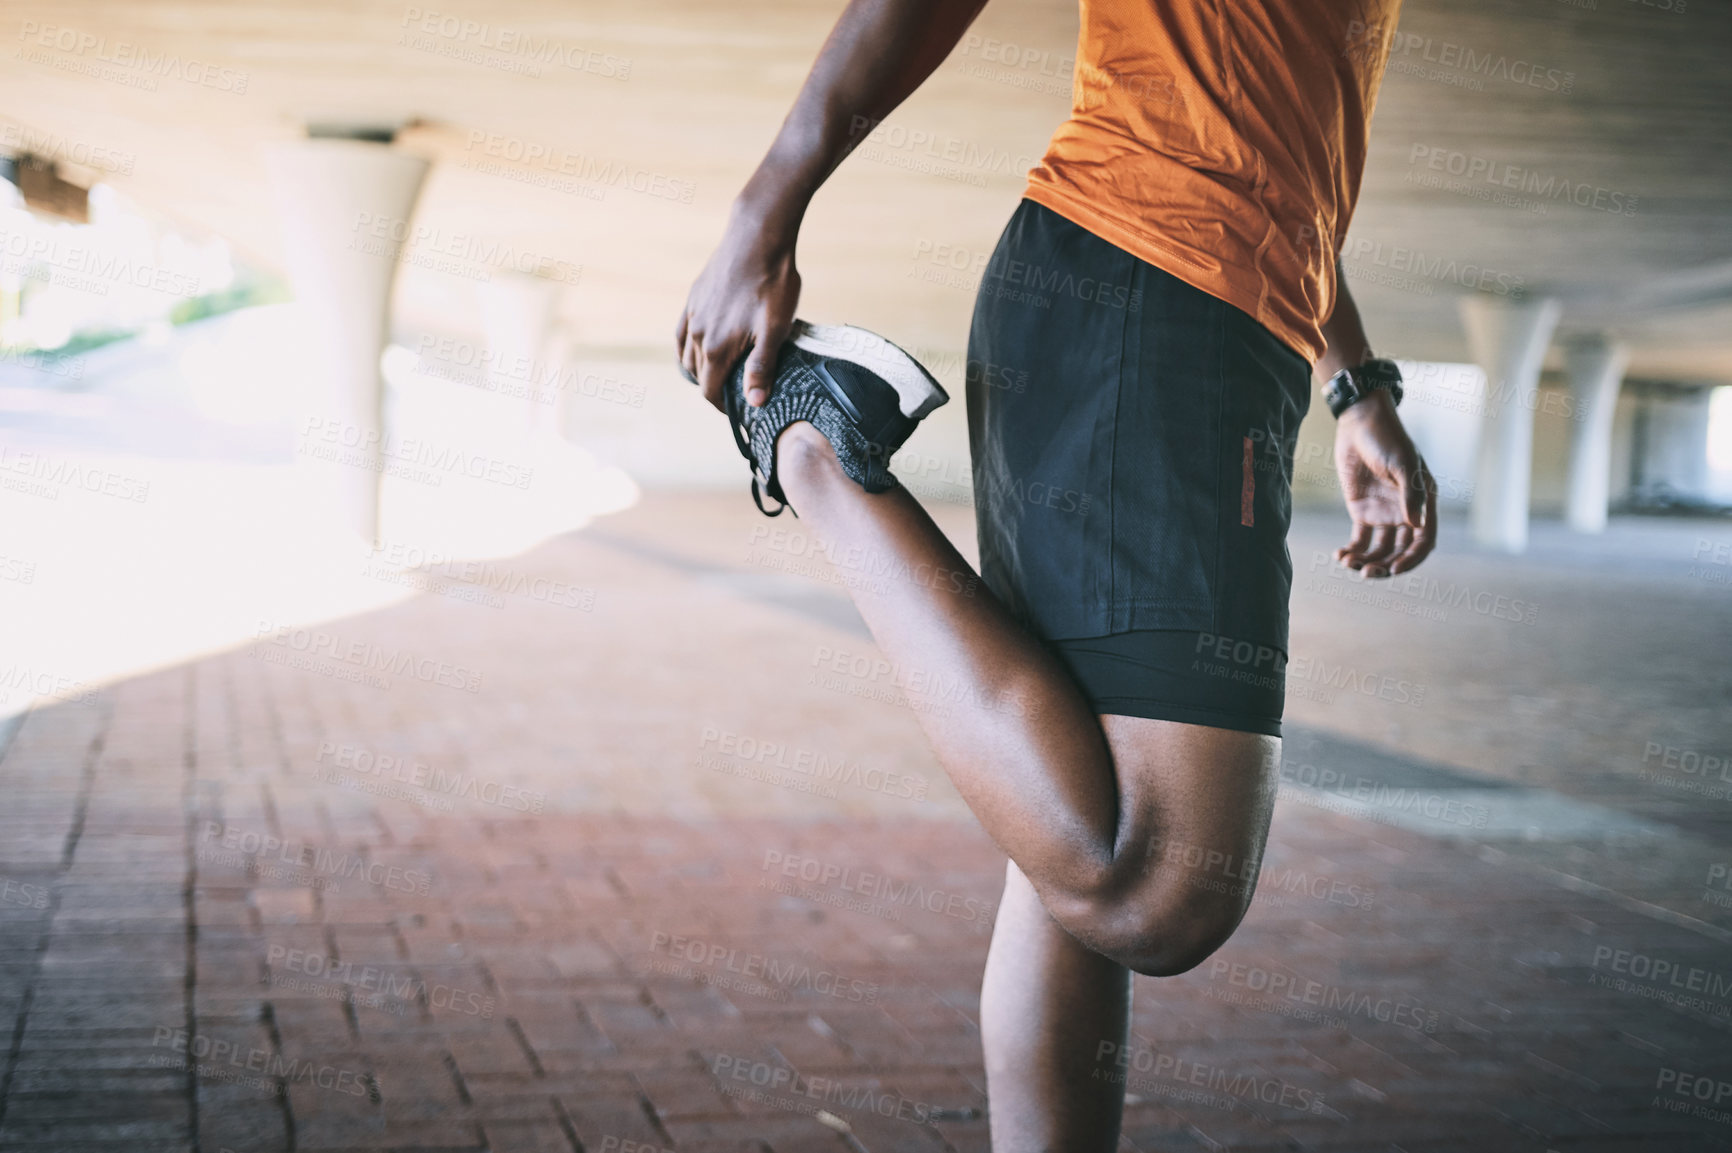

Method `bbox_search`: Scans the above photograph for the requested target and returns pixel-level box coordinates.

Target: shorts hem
[1088,698,1283,739]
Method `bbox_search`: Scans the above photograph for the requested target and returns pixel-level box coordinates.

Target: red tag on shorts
[1240,437,1255,527]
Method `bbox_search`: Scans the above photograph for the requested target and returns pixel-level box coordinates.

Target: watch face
[1326,370,1358,415]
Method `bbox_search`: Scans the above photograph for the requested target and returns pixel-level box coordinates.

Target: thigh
[1103,713,1280,916]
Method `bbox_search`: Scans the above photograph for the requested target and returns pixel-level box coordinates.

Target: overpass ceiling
[5,0,1730,383]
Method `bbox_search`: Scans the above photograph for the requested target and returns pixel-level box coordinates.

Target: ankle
[774,420,841,480]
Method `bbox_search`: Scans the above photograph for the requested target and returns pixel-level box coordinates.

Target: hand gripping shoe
[720,321,949,516]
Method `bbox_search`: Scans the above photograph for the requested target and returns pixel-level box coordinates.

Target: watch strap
[1326,358,1403,417]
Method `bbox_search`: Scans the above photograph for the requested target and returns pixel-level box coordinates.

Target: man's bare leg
[771,420,1280,971]
[980,717,1276,1149]
[982,859,1132,1152]
[772,422,1280,1144]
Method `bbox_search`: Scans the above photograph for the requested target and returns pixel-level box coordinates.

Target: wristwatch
[1324,357,1404,418]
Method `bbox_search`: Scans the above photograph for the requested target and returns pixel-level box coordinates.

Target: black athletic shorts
[965,199,1312,737]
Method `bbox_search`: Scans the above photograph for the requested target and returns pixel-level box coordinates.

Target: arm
[676,0,990,410]
[1319,260,1438,577]
[1315,257,1375,384]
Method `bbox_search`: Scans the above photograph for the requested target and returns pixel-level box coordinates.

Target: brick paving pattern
[1,495,1728,1152]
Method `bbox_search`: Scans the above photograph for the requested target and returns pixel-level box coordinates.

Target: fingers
[1334,520,1372,568]
[742,335,775,408]
[1337,446,1441,579]
[677,337,700,388]
[1337,518,1408,579]
[1387,522,1435,575]
[697,338,736,412]
[681,319,777,412]
[743,312,794,408]
[1362,524,1413,578]
[676,302,744,409]
[1397,453,1429,529]
[1388,460,1439,574]
[676,310,704,389]
[1357,524,1402,577]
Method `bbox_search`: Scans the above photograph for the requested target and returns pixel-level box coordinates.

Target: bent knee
[1122,915,1241,978]
[1075,886,1250,978]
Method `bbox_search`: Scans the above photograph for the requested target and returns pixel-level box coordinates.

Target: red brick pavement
[2,671,1731,1152]
[1,497,1729,1152]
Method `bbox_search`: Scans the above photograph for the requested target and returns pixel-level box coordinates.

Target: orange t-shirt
[1023,0,1402,364]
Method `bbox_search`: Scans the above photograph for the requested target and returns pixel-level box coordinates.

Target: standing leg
[979,711,1277,1149]
[982,858,1131,1153]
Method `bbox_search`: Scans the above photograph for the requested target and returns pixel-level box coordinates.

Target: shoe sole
[787,322,949,422]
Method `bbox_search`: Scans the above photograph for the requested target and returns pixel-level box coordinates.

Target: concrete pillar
[265,138,430,543]
[1633,385,1714,503]
[1460,295,1562,553]
[479,272,562,437]
[1562,334,1629,533]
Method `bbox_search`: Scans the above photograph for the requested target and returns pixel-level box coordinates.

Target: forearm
[737,0,988,236]
[1315,258,1376,382]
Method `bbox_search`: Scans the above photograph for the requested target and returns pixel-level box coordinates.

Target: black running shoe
[712,322,949,516]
